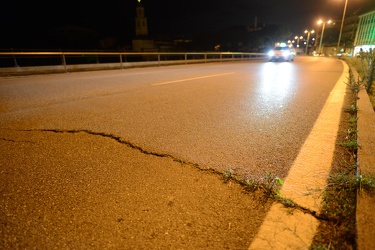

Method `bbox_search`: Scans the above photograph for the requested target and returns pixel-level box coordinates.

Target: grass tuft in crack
[224,169,295,208]
[223,168,235,182]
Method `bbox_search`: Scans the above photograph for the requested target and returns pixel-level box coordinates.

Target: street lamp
[318,19,332,55]
[337,0,349,55]
[304,30,315,55]
[294,36,303,47]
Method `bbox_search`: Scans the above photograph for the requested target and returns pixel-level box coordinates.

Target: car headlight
[268,51,274,56]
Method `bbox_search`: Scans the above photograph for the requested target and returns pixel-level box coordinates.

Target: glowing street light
[337,0,349,55]
[318,19,332,55]
[304,29,315,55]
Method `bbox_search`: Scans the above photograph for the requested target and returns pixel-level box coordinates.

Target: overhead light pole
[304,30,315,55]
[318,19,332,55]
[295,36,303,48]
[337,0,349,55]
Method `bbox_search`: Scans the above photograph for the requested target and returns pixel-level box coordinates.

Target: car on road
[268,45,295,62]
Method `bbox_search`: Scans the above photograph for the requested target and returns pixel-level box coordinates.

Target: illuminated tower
[135,0,148,37]
[132,0,155,51]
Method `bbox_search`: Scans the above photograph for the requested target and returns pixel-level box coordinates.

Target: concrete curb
[356,81,375,249]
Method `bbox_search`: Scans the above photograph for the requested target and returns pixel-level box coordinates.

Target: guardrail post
[11,49,19,67]
[185,53,187,64]
[61,53,67,73]
[158,53,161,66]
[120,54,123,69]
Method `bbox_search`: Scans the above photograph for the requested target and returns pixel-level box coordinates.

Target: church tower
[132,0,156,51]
[135,0,148,37]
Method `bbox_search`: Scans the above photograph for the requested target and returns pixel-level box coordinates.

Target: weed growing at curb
[340,140,361,152]
[344,104,359,115]
[357,173,375,193]
[348,116,359,129]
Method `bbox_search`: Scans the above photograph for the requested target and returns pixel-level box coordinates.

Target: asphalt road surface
[0,57,344,178]
[0,57,346,249]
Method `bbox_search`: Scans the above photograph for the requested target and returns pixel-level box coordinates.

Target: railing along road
[0,51,267,76]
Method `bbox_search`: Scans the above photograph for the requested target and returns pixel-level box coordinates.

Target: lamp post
[304,30,315,55]
[294,36,303,48]
[337,0,349,55]
[318,19,332,55]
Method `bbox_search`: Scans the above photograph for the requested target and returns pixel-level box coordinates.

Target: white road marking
[151,72,235,86]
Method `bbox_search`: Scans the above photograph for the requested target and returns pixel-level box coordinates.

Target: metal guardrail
[0,51,267,76]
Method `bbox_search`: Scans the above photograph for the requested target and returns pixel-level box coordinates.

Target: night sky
[1,0,375,49]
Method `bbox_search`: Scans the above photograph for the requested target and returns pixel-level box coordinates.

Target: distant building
[339,14,359,55]
[312,8,374,56]
[135,0,148,37]
[354,9,375,55]
[132,0,157,52]
[131,0,192,52]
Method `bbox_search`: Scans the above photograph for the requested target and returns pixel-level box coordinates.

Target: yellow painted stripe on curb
[151,72,234,86]
[249,61,349,249]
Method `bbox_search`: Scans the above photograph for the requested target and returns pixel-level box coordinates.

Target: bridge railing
[0,51,267,76]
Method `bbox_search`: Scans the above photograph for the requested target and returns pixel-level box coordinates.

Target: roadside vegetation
[306,53,375,248]
[343,49,375,110]
[304,53,375,248]
[311,70,359,248]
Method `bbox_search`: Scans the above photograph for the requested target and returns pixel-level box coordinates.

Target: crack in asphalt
[0,137,35,143]
[1,138,16,143]
[23,128,214,173]
[11,128,333,223]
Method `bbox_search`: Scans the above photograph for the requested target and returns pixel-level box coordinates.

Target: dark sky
[2,0,375,48]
